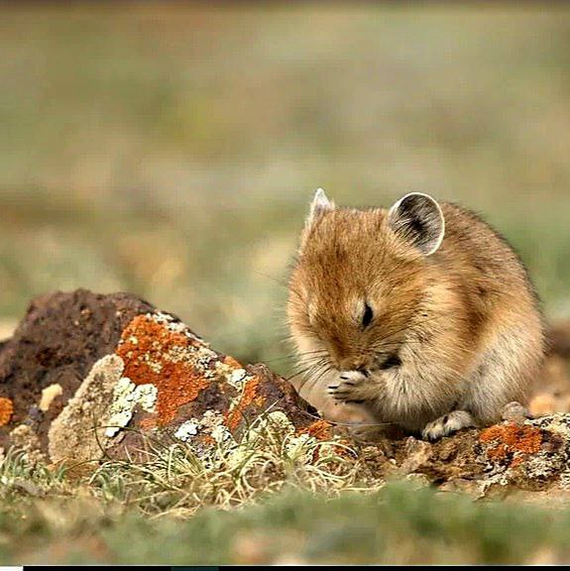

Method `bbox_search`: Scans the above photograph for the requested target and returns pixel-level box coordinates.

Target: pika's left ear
[306,187,335,229]
[388,192,445,256]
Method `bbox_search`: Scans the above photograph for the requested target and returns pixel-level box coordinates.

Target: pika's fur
[287,190,545,440]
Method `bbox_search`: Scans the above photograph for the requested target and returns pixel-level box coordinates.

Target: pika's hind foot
[422,410,475,441]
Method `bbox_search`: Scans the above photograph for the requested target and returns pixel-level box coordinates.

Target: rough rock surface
[1,289,570,497]
[48,354,125,464]
[366,414,570,498]
[0,290,155,451]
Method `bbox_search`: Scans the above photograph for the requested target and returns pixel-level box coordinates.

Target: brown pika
[287,189,545,440]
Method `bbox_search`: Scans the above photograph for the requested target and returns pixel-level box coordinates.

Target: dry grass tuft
[89,411,381,516]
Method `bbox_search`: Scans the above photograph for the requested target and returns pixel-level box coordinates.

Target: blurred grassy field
[5,479,570,565]
[1,3,570,371]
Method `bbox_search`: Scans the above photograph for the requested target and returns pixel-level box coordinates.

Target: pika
[287,189,545,440]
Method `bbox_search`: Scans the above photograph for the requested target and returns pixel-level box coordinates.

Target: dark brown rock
[0,289,155,451]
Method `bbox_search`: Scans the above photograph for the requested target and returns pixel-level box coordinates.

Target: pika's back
[434,202,541,334]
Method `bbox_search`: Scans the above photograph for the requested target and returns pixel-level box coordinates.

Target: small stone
[398,437,433,475]
[502,401,530,424]
[39,383,63,413]
[48,354,125,464]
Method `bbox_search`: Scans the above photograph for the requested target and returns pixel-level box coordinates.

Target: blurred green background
[1,3,570,371]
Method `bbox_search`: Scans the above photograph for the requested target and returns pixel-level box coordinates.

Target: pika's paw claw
[328,378,363,403]
[422,410,475,441]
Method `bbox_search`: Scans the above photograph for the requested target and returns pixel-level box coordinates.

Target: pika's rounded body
[287,190,545,440]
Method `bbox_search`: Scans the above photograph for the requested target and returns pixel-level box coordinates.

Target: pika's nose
[339,370,368,383]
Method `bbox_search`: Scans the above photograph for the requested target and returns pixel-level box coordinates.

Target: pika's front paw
[421,410,475,441]
[327,371,369,405]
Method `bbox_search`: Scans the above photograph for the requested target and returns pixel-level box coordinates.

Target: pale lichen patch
[174,420,200,441]
[137,383,158,412]
[173,410,231,444]
[152,311,210,347]
[214,361,249,389]
[229,368,249,389]
[105,378,157,437]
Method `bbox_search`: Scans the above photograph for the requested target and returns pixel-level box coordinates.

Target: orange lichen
[298,419,333,441]
[0,397,13,427]
[298,419,353,462]
[225,376,264,432]
[116,315,210,426]
[139,416,157,430]
[223,355,243,369]
[479,423,542,466]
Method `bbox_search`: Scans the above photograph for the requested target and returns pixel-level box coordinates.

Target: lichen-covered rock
[0,289,322,464]
[477,415,570,493]
[100,311,322,462]
[378,414,570,497]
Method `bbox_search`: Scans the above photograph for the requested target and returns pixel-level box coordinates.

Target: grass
[1,416,570,565]
[88,412,371,515]
[2,468,570,564]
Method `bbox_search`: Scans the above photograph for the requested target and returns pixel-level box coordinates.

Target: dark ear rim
[388,192,445,256]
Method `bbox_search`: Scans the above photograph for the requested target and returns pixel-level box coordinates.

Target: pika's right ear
[388,192,445,256]
[305,187,334,229]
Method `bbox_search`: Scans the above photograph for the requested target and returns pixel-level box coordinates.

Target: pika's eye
[362,302,373,328]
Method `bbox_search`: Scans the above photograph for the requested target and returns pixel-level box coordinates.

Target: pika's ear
[388,192,445,256]
[305,187,334,228]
